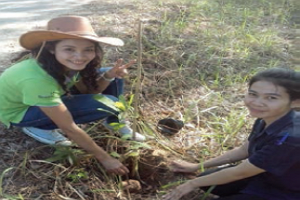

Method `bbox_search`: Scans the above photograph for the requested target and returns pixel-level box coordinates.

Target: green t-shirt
[0,59,65,127]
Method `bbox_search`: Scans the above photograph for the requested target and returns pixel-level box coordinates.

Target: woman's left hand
[162,181,195,200]
[104,59,136,79]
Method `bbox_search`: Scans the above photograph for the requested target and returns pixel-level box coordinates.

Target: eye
[267,96,277,100]
[64,48,75,52]
[85,48,95,52]
[248,92,257,97]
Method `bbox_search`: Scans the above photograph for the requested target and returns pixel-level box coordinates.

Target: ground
[0,0,298,200]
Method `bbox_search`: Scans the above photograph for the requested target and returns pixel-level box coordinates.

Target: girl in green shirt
[0,16,145,175]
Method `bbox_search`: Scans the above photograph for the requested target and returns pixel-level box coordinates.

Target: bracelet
[101,73,115,82]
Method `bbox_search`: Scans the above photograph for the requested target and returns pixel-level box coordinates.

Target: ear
[291,99,300,109]
[49,50,55,54]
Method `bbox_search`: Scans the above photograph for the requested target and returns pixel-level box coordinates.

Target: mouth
[71,61,86,65]
[248,107,266,113]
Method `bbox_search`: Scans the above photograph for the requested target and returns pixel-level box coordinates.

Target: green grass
[109,0,291,197]
[2,0,293,199]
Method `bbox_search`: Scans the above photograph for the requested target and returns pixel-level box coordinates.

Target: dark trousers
[217,194,266,200]
[200,166,266,200]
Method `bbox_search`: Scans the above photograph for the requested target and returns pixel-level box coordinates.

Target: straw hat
[19,16,124,50]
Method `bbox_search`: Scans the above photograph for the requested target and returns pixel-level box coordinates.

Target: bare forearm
[171,143,249,173]
[203,150,246,168]
[190,159,263,189]
[189,166,246,188]
[63,126,110,161]
[203,142,249,168]
[39,105,114,163]
[162,160,264,200]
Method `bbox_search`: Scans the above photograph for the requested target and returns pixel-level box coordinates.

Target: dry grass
[0,0,295,199]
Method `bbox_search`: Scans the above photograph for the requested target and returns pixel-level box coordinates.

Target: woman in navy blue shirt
[163,68,300,200]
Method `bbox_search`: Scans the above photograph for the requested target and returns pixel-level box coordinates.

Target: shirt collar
[264,110,294,135]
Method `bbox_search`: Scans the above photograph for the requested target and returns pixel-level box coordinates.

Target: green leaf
[126,151,139,157]
[114,102,126,111]
[121,134,132,140]
[110,151,121,158]
[93,94,119,111]
[128,94,134,107]
[97,108,117,116]
[160,180,186,189]
[129,142,152,150]
[107,122,125,131]
[68,156,74,165]
[45,155,66,162]
[118,95,127,106]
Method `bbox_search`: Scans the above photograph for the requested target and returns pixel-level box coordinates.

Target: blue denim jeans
[12,67,123,130]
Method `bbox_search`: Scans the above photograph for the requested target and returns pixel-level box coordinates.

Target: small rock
[121,179,142,193]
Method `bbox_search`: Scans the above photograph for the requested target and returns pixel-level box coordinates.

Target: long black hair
[249,68,300,101]
[20,40,104,93]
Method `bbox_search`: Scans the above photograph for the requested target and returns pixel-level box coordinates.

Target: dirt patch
[0,122,203,199]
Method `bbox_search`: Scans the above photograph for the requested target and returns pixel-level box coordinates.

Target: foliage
[67,168,89,182]
[46,146,85,165]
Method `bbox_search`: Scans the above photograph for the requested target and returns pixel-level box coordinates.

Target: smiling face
[244,80,292,126]
[53,39,96,71]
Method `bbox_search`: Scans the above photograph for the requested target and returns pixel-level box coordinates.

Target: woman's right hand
[98,157,129,175]
[39,105,129,176]
[170,160,200,173]
[162,180,196,200]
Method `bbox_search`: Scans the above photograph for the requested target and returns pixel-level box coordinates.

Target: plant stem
[132,19,143,139]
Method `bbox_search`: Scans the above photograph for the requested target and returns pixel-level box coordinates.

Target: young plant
[67,168,89,183]
[46,146,84,166]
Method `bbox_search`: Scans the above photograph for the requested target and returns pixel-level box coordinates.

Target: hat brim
[19,30,124,50]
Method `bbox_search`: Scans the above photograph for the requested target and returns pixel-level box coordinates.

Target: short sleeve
[21,79,63,106]
[249,142,299,176]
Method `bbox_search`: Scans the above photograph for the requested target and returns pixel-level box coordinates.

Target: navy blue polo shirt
[241,110,300,200]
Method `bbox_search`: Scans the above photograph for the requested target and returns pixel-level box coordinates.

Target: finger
[108,168,122,175]
[170,161,182,168]
[117,165,129,175]
[114,59,124,68]
[170,191,180,200]
[162,192,176,200]
[122,165,129,174]
[116,168,127,175]
[173,160,183,164]
[172,169,185,173]
[120,59,136,69]
[116,69,128,78]
[106,169,115,174]
[113,169,123,175]
[170,160,181,166]
[112,165,129,175]
[170,161,178,166]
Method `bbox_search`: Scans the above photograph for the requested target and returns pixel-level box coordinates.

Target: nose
[74,51,85,58]
[250,97,265,106]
